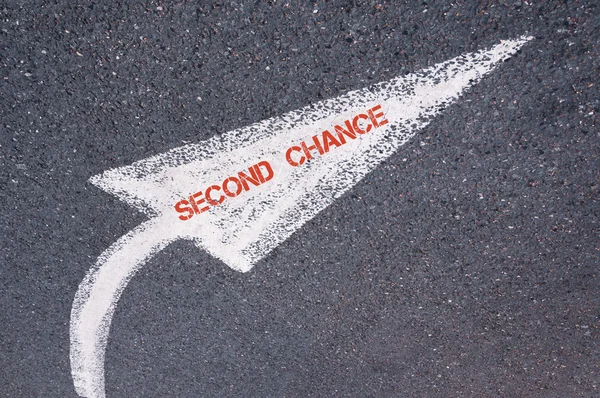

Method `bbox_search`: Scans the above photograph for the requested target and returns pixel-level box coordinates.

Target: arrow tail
[70,217,176,398]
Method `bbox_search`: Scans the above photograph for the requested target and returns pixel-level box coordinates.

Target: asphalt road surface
[2,1,599,397]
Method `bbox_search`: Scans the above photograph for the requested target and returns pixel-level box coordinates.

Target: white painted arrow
[70,37,532,397]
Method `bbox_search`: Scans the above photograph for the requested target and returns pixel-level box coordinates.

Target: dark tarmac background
[1,1,599,397]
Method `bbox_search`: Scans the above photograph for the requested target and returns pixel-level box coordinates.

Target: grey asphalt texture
[1,1,599,397]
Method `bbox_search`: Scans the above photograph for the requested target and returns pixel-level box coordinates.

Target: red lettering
[368,104,388,127]
[352,113,372,134]
[255,160,274,182]
[174,106,388,220]
[312,135,325,155]
[334,120,357,145]
[286,146,305,167]
[188,191,209,214]
[301,140,318,160]
[238,166,261,191]
[321,130,341,153]
[205,185,224,206]
[175,200,195,221]
[222,177,243,197]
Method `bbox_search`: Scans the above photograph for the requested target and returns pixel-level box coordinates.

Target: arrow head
[90,36,533,272]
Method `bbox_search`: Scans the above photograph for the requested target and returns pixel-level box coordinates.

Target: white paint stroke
[71,37,532,397]
[71,217,177,398]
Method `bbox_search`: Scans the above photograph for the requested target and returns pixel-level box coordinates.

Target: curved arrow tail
[70,217,177,398]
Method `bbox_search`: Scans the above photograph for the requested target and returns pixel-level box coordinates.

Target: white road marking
[71,37,532,398]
